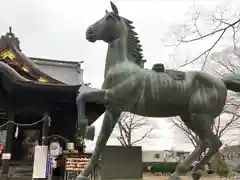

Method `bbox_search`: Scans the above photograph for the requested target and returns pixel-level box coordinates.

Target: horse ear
[105,9,109,14]
[110,1,119,15]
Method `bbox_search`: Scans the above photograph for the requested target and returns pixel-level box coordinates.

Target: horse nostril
[86,26,97,42]
[87,26,94,34]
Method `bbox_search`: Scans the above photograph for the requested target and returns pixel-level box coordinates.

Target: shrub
[150,162,178,173]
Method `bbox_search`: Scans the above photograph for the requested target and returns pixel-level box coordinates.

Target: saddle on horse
[152,63,185,80]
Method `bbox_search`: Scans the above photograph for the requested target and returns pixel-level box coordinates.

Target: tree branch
[178,28,226,70]
[131,127,153,146]
[179,19,240,43]
[218,114,240,138]
[171,6,240,70]
[169,117,198,147]
[116,112,152,146]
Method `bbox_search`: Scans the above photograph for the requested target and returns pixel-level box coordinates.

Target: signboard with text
[64,154,91,180]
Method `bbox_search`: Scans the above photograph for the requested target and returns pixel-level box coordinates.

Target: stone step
[1,165,33,179]
[8,178,32,180]
[1,174,32,180]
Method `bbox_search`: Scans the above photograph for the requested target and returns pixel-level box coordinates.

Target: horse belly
[132,82,190,117]
[133,101,189,118]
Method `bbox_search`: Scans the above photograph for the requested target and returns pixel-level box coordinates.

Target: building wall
[164,150,190,162]
[222,145,240,169]
[30,57,83,85]
[142,150,190,163]
[142,150,165,163]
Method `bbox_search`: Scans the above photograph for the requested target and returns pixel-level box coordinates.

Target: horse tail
[185,71,219,89]
[222,73,240,92]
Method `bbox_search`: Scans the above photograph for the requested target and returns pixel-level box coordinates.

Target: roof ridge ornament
[0,26,21,51]
[6,26,15,38]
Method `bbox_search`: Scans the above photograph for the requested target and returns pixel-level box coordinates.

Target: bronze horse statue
[76,2,240,180]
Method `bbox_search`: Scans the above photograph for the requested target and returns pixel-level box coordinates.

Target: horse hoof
[168,173,182,180]
[75,174,89,180]
[85,125,95,141]
[192,170,201,180]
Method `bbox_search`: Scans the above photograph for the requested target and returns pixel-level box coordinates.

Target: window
[155,153,160,159]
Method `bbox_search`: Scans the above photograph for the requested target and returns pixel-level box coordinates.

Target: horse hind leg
[188,114,222,180]
[191,126,222,180]
[168,141,207,180]
[168,115,208,180]
[186,86,225,180]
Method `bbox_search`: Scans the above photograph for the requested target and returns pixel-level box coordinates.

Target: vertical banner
[32,145,48,179]
[46,153,52,180]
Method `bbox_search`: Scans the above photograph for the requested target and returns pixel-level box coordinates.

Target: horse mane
[122,17,146,68]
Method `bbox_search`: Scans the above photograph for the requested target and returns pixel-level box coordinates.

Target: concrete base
[108,179,143,180]
[1,174,8,180]
[93,178,142,180]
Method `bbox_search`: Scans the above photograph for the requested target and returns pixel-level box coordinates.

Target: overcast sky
[2,0,239,151]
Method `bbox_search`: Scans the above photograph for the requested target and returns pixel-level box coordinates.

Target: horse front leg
[76,87,108,141]
[76,109,121,180]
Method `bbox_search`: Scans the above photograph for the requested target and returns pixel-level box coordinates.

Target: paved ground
[143,174,221,180]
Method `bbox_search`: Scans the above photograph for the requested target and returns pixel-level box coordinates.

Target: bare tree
[165,2,240,142]
[165,3,240,70]
[114,112,153,146]
[170,117,198,148]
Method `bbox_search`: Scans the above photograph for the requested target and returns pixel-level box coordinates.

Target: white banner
[32,145,48,178]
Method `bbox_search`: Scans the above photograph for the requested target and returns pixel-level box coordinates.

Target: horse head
[86,1,128,43]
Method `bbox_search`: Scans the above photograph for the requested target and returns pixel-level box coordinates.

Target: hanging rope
[0,115,72,145]
[0,117,46,129]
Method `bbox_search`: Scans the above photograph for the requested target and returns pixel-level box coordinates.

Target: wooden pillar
[33,112,50,180]
[1,111,15,180]
[41,112,50,146]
